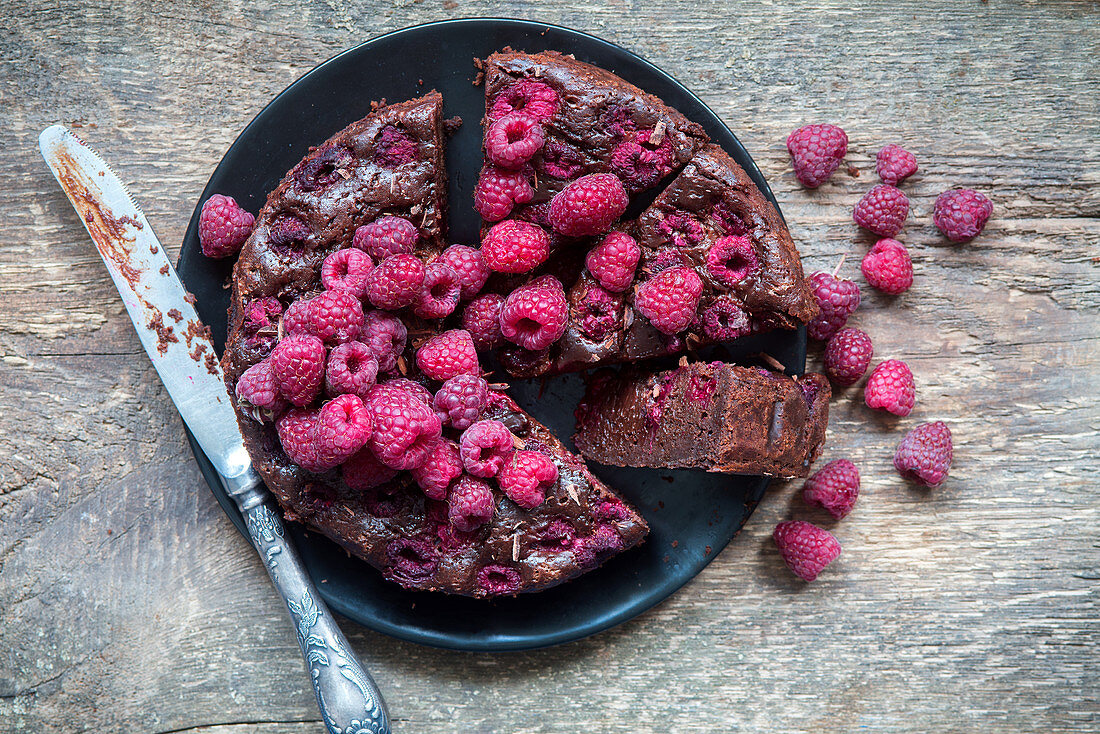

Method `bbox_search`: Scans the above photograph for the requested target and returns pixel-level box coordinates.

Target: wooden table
[2,2,1097,731]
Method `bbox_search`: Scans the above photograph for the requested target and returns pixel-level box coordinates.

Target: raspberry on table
[861,238,913,295]
[823,327,873,386]
[894,421,953,487]
[802,459,860,519]
[325,341,378,399]
[366,383,443,470]
[864,358,916,416]
[853,184,910,238]
[448,475,495,532]
[321,248,374,299]
[481,219,550,274]
[459,419,514,478]
[773,520,841,582]
[485,112,546,170]
[786,124,848,188]
[635,266,704,335]
[706,235,759,288]
[436,244,490,300]
[353,215,419,260]
[433,374,489,430]
[462,293,506,351]
[314,393,373,468]
[415,329,480,382]
[489,79,558,121]
[235,359,287,420]
[875,144,918,185]
[270,333,326,407]
[366,253,426,311]
[806,271,861,341]
[198,194,255,259]
[414,260,461,319]
[361,309,407,373]
[499,278,569,351]
[498,450,558,510]
[586,231,641,292]
[548,173,629,237]
[342,446,398,490]
[700,295,751,341]
[411,439,463,500]
[933,188,993,242]
[473,164,535,222]
[301,289,364,345]
[276,407,329,473]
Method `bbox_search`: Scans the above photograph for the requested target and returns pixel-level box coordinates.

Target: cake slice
[574,361,831,478]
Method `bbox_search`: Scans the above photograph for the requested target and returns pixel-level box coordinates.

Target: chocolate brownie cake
[574,361,830,478]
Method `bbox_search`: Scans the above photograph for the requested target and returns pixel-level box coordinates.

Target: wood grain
[1,1,1098,732]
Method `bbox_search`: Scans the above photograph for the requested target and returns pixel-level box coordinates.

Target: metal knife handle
[225,470,391,734]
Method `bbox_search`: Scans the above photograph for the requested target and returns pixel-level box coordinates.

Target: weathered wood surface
[1,1,1098,731]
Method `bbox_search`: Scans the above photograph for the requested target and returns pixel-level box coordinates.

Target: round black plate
[178,18,806,652]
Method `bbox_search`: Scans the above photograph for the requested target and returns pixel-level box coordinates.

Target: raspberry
[933,188,993,242]
[802,459,860,519]
[300,290,364,345]
[477,564,523,595]
[432,374,489,430]
[864,359,916,416]
[276,408,329,473]
[806,271,861,341]
[325,341,378,399]
[710,200,750,236]
[823,327,873,386]
[894,421,953,487]
[537,141,585,179]
[574,282,623,341]
[489,79,558,122]
[772,520,841,582]
[243,297,282,336]
[645,247,692,276]
[462,293,506,351]
[361,310,407,373]
[413,260,460,319]
[706,235,759,288]
[270,334,326,407]
[853,184,909,237]
[485,112,545,170]
[314,394,373,467]
[548,173,629,237]
[875,144,918,186]
[353,215,419,260]
[533,519,575,551]
[436,244,490,300]
[499,278,569,351]
[786,124,848,188]
[498,450,558,510]
[415,329,479,381]
[296,145,352,191]
[385,537,438,582]
[281,298,311,336]
[342,447,399,490]
[861,238,913,295]
[586,232,640,292]
[366,384,442,470]
[410,439,463,500]
[459,419,514,478]
[658,213,704,249]
[268,216,311,252]
[635,266,704,335]
[610,129,675,191]
[481,219,550,274]
[235,359,287,420]
[474,164,535,222]
[321,248,373,299]
[198,194,254,259]
[366,253,425,311]
[378,377,433,406]
[448,475,495,532]
[700,295,751,341]
[374,125,419,168]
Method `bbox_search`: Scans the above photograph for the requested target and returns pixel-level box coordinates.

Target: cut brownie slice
[574,361,831,478]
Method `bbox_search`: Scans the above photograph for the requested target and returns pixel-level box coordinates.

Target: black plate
[178,18,806,652]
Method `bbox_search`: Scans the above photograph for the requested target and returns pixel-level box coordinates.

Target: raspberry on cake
[199,194,255,259]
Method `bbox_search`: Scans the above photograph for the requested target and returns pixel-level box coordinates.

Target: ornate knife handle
[224,469,391,734]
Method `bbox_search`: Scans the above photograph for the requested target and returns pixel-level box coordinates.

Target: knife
[39,124,391,734]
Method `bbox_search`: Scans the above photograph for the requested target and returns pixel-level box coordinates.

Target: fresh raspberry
[361,310,407,373]
[548,173,629,237]
[448,475,495,532]
[366,253,425,311]
[270,334,326,407]
[432,374,489,430]
[235,359,287,420]
[772,520,841,582]
[462,293,506,351]
[700,295,751,341]
[894,421,953,487]
[806,271,861,341]
[706,235,759,288]
[198,194,254,259]
[314,394,373,467]
[489,79,558,122]
[325,341,378,399]
[415,329,479,381]
[459,419,514,478]
[366,384,442,470]
[341,446,399,490]
[864,359,916,416]
[296,145,353,191]
[499,278,569,351]
[353,215,419,260]
[610,129,675,191]
[802,459,860,519]
[485,112,545,170]
[474,164,535,222]
[823,327,873,386]
[875,144,918,186]
[853,184,909,237]
[321,248,373,299]
[374,125,419,168]
[635,266,704,335]
[574,282,623,341]
[281,297,311,336]
[378,377,433,406]
[861,238,913,295]
[276,408,329,473]
[301,290,364,345]
[413,260,460,319]
[537,141,585,179]
[481,219,550,274]
[411,439,463,500]
[436,244,490,300]
[786,124,848,188]
[658,213,704,249]
[933,188,993,242]
[498,450,558,510]
[586,232,640,292]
